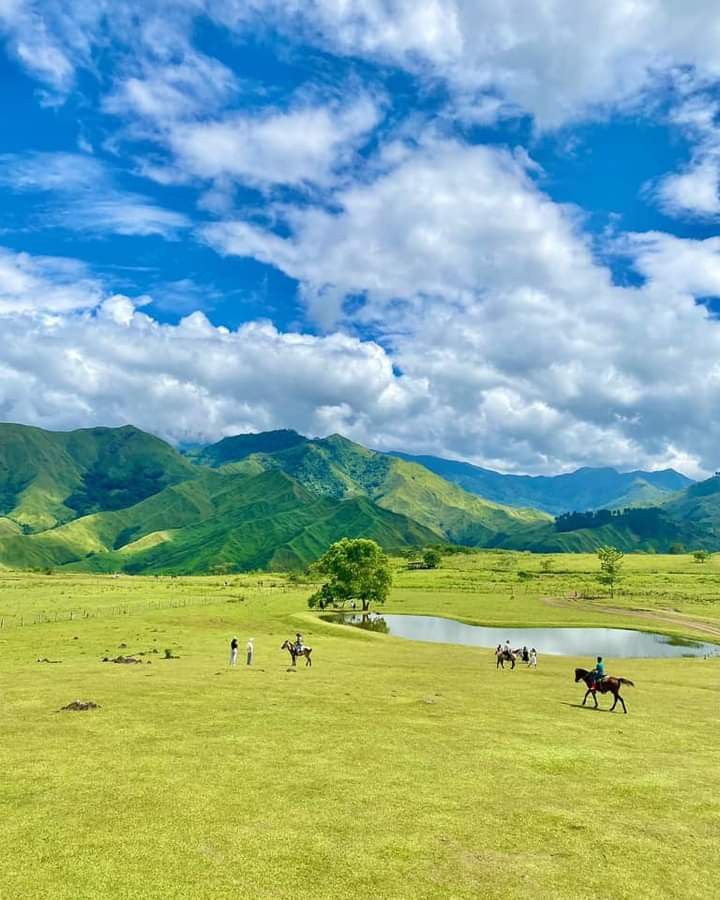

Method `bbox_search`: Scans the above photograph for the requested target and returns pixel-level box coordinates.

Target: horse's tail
[617,677,635,687]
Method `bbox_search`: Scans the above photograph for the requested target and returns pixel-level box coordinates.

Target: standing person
[229,636,238,667]
[529,648,537,669]
[521,645,530,665]
[246,638,254,666]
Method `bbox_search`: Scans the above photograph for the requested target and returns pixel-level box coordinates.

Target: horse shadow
[562,702,612,713]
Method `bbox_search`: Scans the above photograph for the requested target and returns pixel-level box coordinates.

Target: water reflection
[325,613,719,658]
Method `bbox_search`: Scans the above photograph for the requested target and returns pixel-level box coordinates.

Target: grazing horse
[574,667,634,713]
[281,639,313,667]
[496,648,517,670]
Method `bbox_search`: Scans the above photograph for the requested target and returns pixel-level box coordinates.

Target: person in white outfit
[529,648,537,669]
[229,636,238,666]
[246,638,254,666]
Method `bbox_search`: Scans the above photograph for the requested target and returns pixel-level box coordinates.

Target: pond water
[324,613,720,658]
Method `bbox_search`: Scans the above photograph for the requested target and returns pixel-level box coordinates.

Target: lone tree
[308,538,392,611]
[693,549,712,563]
[423,548,442,569]
[597,545,624,598]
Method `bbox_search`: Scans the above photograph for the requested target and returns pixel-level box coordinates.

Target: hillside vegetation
[208,432,551,546]
[1,422,719,572]
[393,452,692,514]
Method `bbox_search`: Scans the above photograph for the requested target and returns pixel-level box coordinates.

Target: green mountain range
[0,422,714,572]
[390,452,693,514]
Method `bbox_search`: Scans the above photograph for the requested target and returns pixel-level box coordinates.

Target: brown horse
[281,639,313,667]
[496,648,517,670]
[574,667,634,713]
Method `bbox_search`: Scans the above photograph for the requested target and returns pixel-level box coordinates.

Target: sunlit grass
[1,554,719,898]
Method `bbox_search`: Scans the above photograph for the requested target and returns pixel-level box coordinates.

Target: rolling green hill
[0,429,439,572]
[0,423,194,531]
[390,452,693,514]
[496,476,720,553]
[199,432,552,545]
[3,422,719,571]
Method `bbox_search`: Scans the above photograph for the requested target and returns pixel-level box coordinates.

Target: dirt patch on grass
[60,700,100,712]
[102,655,142,664]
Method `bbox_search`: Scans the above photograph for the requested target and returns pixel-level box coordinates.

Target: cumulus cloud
[0,287,429,447]
[0,152,189,237]
[6,2,720,478]
[217,0,720,128]
[0,246,102,314]
[205,135,720,477]
[6,1,720,128]
[168,95,380,188]
[653,95,720,218]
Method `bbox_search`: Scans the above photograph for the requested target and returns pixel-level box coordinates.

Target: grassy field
[2,552,719,898]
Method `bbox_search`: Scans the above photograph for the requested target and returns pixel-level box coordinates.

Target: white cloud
[0,278,428,446]
[0,246,102,314]
[168,95,380,188]
[204,137,600,323]
[653,95,720,218]
[0,152,190,237]
[218,0,720,128]
[204,135,720,477]
[104,52,237,123]
[618,232,720,296]
[6,1,720,128]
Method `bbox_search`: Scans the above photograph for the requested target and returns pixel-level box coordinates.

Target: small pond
[324,613,720,658]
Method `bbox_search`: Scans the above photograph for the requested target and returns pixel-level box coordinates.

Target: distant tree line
[554,506,676,539]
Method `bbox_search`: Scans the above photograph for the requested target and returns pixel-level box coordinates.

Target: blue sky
[2,2,720,477]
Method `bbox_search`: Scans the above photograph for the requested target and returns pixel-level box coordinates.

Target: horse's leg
[619,693,627,714]
[582,689,590,706]
[610,691,618,711]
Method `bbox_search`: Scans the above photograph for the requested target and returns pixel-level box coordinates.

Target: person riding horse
[588,656,605,689]
[294,632,304,655]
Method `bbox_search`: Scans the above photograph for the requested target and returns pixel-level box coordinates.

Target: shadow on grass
[562,701,613,713]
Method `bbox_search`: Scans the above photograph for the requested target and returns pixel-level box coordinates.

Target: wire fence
[0,593,244,631]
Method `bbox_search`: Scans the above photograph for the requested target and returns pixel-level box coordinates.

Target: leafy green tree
[539,558,554,574]
[423,548,442,569]
[669,542,686,555]
[693,549,712,563]
[308,538,392,611]
[597,545,624,598]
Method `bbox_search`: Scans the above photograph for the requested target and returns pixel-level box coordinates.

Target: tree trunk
[362,599,370,611]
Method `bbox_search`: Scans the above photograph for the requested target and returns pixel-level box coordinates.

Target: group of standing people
[230,636,254,666]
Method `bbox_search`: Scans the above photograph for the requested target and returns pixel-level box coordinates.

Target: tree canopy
[597,545,624,598]
[308,538,392,611]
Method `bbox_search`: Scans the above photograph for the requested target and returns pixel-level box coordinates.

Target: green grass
[2,552,719,898]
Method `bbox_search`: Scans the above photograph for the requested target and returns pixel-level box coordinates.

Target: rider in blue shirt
[589,656,605,687]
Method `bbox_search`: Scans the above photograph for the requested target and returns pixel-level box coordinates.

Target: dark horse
[574,667,634,713]
[496,648,517,670]
[281,639,313,667]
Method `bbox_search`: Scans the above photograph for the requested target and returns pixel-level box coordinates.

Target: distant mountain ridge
[0,423,715,572]
[389,452,693,515]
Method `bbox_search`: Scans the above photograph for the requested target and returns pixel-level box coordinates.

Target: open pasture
[1,552,719,898]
